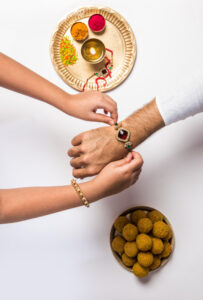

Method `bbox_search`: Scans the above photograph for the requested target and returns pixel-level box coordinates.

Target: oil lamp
[81,38,106,64]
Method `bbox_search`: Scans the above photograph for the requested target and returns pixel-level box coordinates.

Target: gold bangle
[114,122,133,150]
[71,179,90,208]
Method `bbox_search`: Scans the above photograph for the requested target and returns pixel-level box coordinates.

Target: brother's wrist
[122,99,165,147]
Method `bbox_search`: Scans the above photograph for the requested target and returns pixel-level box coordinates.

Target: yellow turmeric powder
[71,22,88,41]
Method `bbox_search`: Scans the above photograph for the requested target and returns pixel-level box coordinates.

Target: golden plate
[110,206,175,273]
[50,6,137,92]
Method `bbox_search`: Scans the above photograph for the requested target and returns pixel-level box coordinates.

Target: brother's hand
[68,125,127,178]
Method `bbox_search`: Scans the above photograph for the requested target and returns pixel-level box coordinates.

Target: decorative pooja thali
[50,6,137,92]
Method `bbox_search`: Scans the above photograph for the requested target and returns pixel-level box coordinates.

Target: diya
[81,38,106,64]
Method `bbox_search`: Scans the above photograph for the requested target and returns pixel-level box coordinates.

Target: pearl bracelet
[114,122,133,150]
[71,179,90,208]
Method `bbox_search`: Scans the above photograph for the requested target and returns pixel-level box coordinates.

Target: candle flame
[90,47,96,55]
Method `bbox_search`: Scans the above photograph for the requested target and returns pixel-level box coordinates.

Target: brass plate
[110,206,175,273]
[50,6,137,92]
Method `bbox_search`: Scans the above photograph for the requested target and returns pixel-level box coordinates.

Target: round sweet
[150,256,161,270]
[112,236,125,254]
[132,262,149,277]
[164,226,173,241]
[137,218,153,233]
[152,238,164,255]
[137,252,154,267]
[136,234,152,251]
[122,253,136,267]
[161,242,172,258]
[131,210,147,225]
[147,210,163,223]
[114,216,129,233]
[122,223,138,241]
[153,221,169,239]
[124,241,138,257]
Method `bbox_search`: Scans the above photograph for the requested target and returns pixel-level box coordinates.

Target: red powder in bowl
[88,14,106,32]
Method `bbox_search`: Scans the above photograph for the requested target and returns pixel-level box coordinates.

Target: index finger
[71,133,83,146]
[104,94,118,122]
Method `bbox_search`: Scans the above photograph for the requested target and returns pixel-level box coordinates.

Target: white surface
[1,0,203,299]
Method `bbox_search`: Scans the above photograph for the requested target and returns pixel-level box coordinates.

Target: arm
[122,99,164,147]
[0,152,143,223]
[68,99,164,178]
[0,53,117,124]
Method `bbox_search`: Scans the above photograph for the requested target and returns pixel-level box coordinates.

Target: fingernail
[109,120,114,125]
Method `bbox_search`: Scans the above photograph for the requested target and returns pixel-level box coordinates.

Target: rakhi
[82,48,113,91]
[114,122,133,150]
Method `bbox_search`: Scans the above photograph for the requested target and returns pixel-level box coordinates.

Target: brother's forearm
[123,99,165,148]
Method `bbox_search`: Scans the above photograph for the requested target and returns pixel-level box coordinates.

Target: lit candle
[81,38,106,64]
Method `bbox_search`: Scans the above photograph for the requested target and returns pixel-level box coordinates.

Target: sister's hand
[92,151,143,199]
[68,91,117,125]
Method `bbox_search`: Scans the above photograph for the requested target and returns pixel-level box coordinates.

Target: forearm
[0,52,72,113]
[122,99,165,148]
[0,181,101,223]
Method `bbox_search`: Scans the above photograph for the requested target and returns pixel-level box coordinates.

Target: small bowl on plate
[81,38,106,64]
[88,14,106,33]
[70,22,88,41]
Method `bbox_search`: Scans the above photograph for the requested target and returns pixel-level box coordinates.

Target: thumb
[91,112,115,125]
[121,152,143,172]
[113,152,133,167]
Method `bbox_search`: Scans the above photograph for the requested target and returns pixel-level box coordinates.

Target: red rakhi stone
[118,129,129,140]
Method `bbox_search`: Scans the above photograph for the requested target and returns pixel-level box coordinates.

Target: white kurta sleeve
[156,73,203,125]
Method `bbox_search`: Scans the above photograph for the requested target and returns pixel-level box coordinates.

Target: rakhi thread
[82,48,113,91]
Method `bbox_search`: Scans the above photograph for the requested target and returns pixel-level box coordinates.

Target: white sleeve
[156,73,203,125]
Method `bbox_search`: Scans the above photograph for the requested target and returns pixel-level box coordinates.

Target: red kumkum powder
[88,14,106,32]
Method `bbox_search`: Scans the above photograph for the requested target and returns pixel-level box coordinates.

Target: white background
[1,0,203,299]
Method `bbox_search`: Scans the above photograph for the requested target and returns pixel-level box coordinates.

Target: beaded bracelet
[71,179,90,208]
[114,122,133,150]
